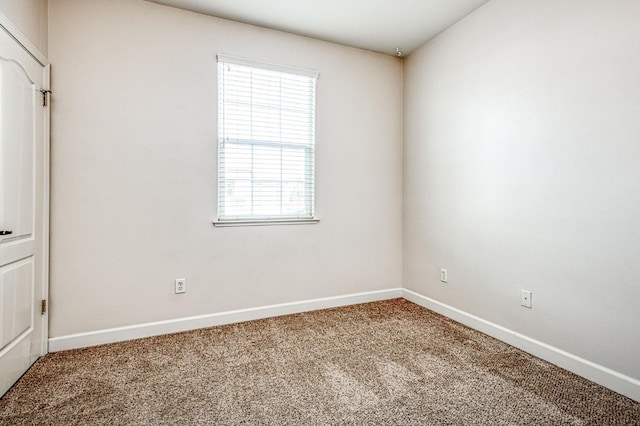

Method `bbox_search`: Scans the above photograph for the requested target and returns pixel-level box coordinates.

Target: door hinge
[41,299,47,315]
[40,89,52,107]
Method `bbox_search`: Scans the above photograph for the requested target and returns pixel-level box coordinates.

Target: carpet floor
[0,299,638,425]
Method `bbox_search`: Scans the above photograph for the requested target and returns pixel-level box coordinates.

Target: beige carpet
[1,299,638,425]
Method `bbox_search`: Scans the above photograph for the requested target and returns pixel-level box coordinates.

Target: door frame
[0,11,50,356]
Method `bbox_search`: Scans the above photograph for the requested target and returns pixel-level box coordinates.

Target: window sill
[213,218,320,227]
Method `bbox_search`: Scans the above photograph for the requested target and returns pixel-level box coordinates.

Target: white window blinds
[217,55,318,223]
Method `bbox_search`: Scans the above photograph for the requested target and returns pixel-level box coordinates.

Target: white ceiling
[145,0,489,56]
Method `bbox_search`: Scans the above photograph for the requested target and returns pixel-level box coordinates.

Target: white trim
[217,53,319,79]
[0,12,48,66]
[47,286,639,402]
[48,288,402,352]
[402,288,640,402]
[213,218,320,227]
[40,64,51,355]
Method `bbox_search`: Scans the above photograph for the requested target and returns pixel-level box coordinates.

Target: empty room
[0,0,639,424]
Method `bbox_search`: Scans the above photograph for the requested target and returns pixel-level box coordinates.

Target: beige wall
[48,0,403,336]
[404,0,640,380]
[0,0,47,55]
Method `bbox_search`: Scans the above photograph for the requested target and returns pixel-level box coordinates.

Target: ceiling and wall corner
[144,0,490,56]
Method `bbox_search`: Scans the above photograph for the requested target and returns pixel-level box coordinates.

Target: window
[215,55,319,226]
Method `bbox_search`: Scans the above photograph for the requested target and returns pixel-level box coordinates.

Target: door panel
[1,257,34,351]
[0,55,35,241]
[0,21,47,397]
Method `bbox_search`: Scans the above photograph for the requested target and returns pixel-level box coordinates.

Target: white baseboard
[48,288,403,353]
[48,286,639,402]
[402,288,640,403]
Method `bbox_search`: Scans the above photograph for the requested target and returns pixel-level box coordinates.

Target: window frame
[213,55,319,227]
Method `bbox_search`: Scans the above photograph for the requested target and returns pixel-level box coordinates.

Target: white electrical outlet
[521,290,532,308]
[440,268,448,283]
[175,278,186,294]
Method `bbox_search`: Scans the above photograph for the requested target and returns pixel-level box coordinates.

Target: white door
[0,22,49,397]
